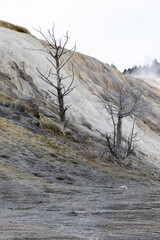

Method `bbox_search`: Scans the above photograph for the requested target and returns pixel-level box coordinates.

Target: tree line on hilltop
[123,59,160,78]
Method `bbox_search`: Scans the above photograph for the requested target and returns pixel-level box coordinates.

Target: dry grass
[0,20,30,34]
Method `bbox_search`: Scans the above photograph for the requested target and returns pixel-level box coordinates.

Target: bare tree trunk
[56,57,66,132]
[35,25,76,136]
[62,120,66,136]
[116,116,122,151]
[104,84,145,160]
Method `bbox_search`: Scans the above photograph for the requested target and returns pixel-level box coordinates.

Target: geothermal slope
[0,22,160,239]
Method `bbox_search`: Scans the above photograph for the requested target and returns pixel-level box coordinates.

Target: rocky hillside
[0,21,160,239]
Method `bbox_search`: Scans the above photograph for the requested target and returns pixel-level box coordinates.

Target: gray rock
[0,100,40,133]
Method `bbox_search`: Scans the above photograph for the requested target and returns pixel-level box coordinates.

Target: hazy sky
[1,0,160,71]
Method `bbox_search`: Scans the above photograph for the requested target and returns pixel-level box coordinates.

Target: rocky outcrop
[0,20,30,34]
[0,100,40,132]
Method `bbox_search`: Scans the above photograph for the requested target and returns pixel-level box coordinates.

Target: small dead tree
[105,84,144,160]
[36,25,76,135]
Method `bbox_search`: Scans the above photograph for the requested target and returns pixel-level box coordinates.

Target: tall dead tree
[36,25,76,135]
[105,84,144,160]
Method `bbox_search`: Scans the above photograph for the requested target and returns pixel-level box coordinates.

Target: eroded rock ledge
[0,20,30,34]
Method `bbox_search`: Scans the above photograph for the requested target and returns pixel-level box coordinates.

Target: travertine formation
[0,21,160,239]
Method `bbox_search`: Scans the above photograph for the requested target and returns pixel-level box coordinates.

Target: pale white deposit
[0,27,160,163]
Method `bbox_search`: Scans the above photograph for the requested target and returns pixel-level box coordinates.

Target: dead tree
[105,84,144,160]
[36,25,76,135]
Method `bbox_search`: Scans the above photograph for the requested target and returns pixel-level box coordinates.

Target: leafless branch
[35,24,76,135]
[104,84,145,160]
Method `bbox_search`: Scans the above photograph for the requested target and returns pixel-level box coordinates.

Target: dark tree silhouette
[36,24,76,135]
[105,84,144,160]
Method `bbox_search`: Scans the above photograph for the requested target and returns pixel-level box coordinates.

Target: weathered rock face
[0,22,160,239]
[0,23,160,160]
[0,20,30,34]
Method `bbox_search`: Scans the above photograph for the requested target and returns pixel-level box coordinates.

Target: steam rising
[123,59,160,80]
